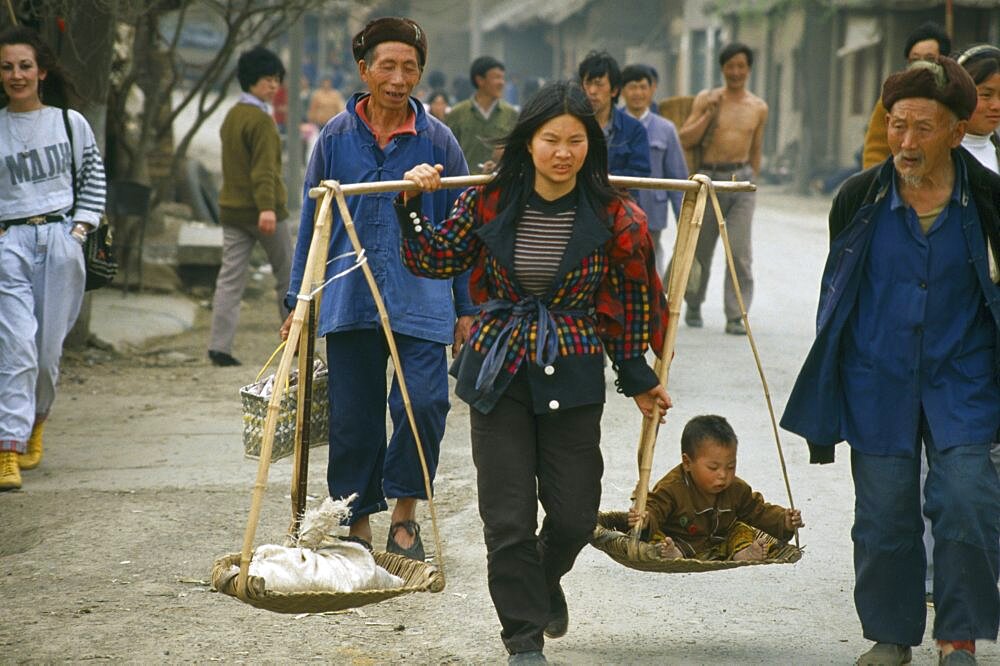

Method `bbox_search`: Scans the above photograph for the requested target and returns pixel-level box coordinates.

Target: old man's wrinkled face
[886,97,966,187]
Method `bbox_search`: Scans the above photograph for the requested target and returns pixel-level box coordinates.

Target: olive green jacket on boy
[645,464,795,558]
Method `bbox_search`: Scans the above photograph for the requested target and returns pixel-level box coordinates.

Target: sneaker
[208,350,241,367]
[0,451,22,491]
[18,421,44,470]
[386,520,425,561]
[725,318,747,335]
[856,642,912,666]
[685,305,703,328]
[508,651,547,664]
[544,585,568,639]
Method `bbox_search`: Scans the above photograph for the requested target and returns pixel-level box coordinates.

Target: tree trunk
[58,2,116,349]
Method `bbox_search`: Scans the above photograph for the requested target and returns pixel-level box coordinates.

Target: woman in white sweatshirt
[0,26,106,491]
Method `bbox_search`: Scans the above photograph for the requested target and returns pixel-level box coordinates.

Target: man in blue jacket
[781,57,1000,666]
[283,17,475,561]
[621,63,688,274]
[577,51,651,187]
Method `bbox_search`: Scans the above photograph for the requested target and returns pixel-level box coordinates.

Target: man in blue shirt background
[782,56,1000,665]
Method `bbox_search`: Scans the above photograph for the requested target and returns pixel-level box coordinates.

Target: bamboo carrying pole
[706,186,799,547]
[629,176,710,546]
[288,300,316,537]
[236,190,336,599]
[307,174,756,200]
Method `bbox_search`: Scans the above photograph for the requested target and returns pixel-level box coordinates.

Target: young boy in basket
[628,415,803,560]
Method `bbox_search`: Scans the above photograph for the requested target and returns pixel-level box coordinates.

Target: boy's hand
[627,506,647,529]
[785,508,804,530]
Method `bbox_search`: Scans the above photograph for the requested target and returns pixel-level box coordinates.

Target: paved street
[2,186,998,664]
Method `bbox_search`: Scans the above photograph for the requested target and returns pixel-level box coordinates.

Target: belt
[0,213,64,229]
[700,161,749,172]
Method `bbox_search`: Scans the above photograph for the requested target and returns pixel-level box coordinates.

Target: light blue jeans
[0,220,85,453]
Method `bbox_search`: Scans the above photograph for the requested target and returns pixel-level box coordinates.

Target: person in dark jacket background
[781,56,1000,666]
[577,50,651,182]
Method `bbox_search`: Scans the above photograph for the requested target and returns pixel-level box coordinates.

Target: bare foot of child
[658,537,683,559]
[732,537,768,561]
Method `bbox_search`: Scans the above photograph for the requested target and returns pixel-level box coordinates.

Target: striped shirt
[513,190,576,296]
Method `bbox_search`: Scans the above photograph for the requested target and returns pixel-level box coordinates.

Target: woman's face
[968,72,1000,136]
[0,43,45,109]
[527,113,588,199]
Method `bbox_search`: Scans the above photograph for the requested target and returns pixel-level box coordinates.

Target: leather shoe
[386,520,425,561]
[685,305,703,328]
[544,585,568,639]
[208,350,242,367]
[725,319,747,335]
[508,651,547,664]
[856,642,912,665]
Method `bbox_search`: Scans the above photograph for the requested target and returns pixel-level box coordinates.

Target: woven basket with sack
[241,356,328,461]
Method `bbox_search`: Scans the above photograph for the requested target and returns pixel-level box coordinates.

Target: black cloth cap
[882,55,978,120]
[352,17,427,68]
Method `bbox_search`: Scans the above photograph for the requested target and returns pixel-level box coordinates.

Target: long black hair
[0,26,79,109]
[485,81,624,214]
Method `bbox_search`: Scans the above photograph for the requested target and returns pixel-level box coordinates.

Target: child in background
[629,415,802,560]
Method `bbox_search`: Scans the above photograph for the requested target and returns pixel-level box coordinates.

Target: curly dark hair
[0,25,79,109]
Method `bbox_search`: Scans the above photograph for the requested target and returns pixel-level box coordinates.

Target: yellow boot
[18,422,44,470]
[0,451,21,491]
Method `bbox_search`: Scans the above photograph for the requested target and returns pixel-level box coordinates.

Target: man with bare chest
[679,42,768,334]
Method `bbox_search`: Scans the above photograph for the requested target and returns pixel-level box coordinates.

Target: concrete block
[177,222,223,266]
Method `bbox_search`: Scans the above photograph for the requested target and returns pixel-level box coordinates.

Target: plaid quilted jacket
[397,185,668,415]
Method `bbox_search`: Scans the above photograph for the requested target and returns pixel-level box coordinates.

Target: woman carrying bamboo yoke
[397,81,671,664]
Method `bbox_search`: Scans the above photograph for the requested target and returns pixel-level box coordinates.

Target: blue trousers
[325,329,449,523]
[851,415,1000,645]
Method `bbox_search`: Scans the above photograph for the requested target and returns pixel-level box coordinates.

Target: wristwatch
[71,223,90,243]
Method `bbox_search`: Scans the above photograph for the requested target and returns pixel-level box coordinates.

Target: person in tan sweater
[208,46,292,367]
[862,22,951,169]
[629,414,802,560]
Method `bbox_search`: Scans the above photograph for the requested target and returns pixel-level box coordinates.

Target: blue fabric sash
[474,297,590,392]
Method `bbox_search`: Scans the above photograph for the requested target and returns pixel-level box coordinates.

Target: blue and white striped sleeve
[69,110,107,227]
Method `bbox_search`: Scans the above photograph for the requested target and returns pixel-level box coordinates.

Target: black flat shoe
[544,584,568,639]
[386,520,425,561]
[209,350,242,367]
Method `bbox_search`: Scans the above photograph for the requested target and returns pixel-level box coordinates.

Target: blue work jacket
[780,150,1000,461]
[287,94,475,344]
[634,110,687,230]
[607,107,652,179]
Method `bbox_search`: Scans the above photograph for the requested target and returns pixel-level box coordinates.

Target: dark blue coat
[780,149,1000,463]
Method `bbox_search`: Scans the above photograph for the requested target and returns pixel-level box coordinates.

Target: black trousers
[470,369,604,654]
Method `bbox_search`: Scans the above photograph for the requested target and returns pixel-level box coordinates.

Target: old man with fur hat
[282,17,474,561]
[782,56,1000,665]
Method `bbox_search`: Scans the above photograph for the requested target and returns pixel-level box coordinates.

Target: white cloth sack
[232,541,404,594]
